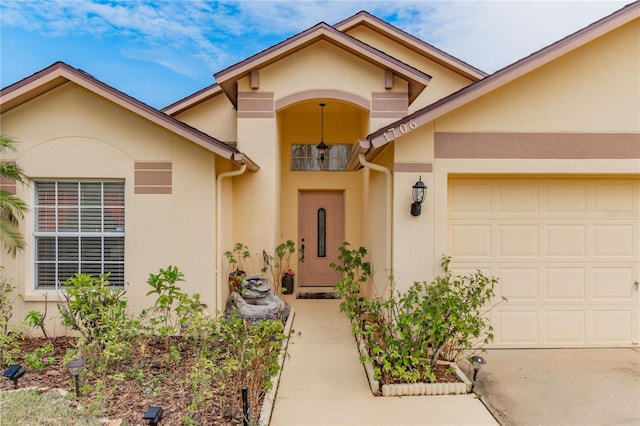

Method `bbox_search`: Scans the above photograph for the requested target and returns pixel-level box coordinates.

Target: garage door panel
[495,310,539,345]
[545,224,587,257]
[449,177,639,348]
[498,225,539,257]
[593,268,634,300]
[498,182,539,214]
[593,225,634,257]
[450,224,492,257]
[594,181,635,213]
[544,310,585,344]
[592,310,632,344]
[449,181,492,215]
[545,268,586,301]
[547,181,587,214]
[498,267,539,301]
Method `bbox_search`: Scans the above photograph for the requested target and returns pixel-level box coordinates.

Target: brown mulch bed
[0,336,251,425]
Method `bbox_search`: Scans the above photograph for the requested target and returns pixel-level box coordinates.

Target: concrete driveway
[470,348,640,426]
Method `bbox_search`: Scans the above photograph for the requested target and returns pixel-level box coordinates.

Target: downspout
[215,164,247,313]
[358,153,393,299]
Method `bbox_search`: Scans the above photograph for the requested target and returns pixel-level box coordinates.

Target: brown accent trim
[275,89,369,111]
[394,162,433,173]
[238,92,274,118]
[134,162,172,170]
[371,92,408,118]
[134,170,172,186]
[134,187,172,195]
[238,112,276,118]
[434,133,640,159]
[335,11,487,81]
[134,162,172,194]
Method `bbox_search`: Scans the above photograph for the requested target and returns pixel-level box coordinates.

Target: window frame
[32,180,125,290]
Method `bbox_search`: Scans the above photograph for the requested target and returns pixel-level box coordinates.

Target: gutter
[215,164,247,313]
[357,150,393,299]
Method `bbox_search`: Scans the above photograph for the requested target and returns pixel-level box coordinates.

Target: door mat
[296,292,340,299]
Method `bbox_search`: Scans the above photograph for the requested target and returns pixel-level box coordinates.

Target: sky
[0,1,631,109]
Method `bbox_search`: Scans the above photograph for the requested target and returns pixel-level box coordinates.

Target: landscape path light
[470,355,487,391]
[3,364,26,389]
[66,358,85,398]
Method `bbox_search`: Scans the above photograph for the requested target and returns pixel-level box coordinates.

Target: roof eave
[161,83,223,116]
[334,11,487,81]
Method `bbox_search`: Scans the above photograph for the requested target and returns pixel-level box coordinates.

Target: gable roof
[0,62,258,171]
[350,1,640,167]
[334,11,487,81]
[214,22,432,108]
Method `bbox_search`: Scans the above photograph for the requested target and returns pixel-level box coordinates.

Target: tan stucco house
[1,3,638,347]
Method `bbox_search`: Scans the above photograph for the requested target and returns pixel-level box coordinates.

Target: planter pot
[281,274,294,294]
[356,334,472,396]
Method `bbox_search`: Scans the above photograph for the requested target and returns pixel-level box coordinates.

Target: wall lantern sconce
[411,176,427,216]
[66,358,85,398]
[316,103,329,164]
[143,406,164,426]
[470,355,487,391]
[3,364,26,389]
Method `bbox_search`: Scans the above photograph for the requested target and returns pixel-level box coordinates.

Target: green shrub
[143,265,204,337]
[57,273,140,373]
[332,245,505,385]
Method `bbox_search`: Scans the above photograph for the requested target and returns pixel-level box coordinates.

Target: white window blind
[34,181,125,288]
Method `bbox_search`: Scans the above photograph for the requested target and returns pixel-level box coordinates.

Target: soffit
[214,23,431,108]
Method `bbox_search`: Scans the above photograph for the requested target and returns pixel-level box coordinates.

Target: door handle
[634,281,639,292]
[300,239,305,262]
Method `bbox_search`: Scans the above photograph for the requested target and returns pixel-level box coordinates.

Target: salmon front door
[298,191,344,287]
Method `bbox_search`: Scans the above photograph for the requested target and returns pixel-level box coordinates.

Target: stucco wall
[0,83,219,334]
[436,20,640,132]
[173,94,238,143]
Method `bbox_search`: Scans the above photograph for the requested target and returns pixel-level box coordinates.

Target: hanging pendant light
[316,103,329,164]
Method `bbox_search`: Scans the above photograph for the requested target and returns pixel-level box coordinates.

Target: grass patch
[0,389,102,425]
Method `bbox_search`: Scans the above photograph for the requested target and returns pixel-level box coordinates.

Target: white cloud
[0,0,631,82]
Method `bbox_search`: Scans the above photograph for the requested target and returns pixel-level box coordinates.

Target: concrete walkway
[270,298,498,426]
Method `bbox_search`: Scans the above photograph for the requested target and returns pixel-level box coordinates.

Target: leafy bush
[142,265,204,337]
[57,273,140,373]
[333,244,505,385]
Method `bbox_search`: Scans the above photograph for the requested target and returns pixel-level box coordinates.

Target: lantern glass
[412,178,426,203]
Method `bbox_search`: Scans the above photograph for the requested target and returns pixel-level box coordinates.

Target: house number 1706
[383,119,418,142]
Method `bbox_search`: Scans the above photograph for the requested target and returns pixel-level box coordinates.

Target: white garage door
[448,177,639,348]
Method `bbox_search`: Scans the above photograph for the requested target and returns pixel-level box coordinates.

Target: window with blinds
[34,181,125,288]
